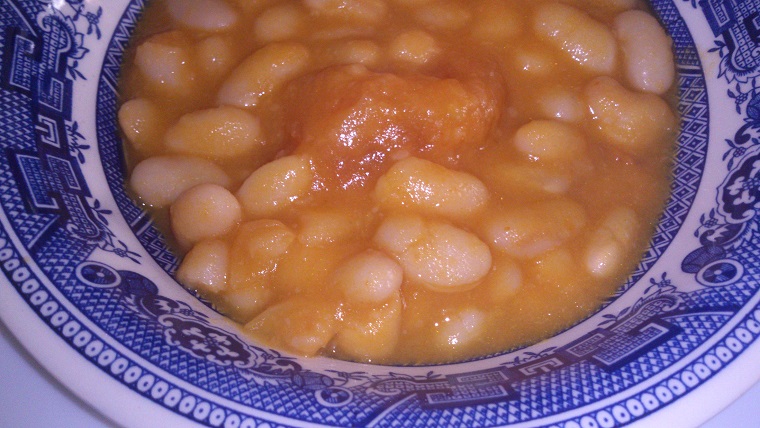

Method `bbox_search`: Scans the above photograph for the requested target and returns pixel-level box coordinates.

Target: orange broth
[119,0,677,364]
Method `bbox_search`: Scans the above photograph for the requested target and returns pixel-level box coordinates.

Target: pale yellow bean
[483,162,573,199]
[536,86,585,123]
[585,76,676,154]
[303,0,388,24]
[245,297,342,356]
[273,242,354,294]
[297,208,366,246]
[217,42,310,108]
[195,35,240,79]
[529,247,589,289]
[218,286,274,323]
[614,10,675,94]
[584,207,640,277]
[323,39,381,67]
[533,2,618,75]
[334,292,402,362]
[254,3,305,43]
[130,155,232,208]
[165,106,263,160]
[471,0,523,43]
[333,250,403,303]
[562,0,638,14]
[221,221,292,321]
[238,220,295,261]
[228,220,296,289]
[371,214,424,255]
[434,307,486,349]
[414,1,471,30]
[134,32,196,94]
[392,0,433,6]
[485,255,523,301]
[511,42,557,76]
[237,155,314,218]
[227,0,271,16]
[388,30,440,65]
[118,98,166,154]
[374,215,492,291]
[481,198,587,259]
[513,120,586,163]
[176,239,229,294]
[374,157,490,219]
[170,184,242,246]
[166,0,238,32]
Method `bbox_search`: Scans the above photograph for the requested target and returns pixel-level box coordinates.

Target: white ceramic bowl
[1,1,760,427]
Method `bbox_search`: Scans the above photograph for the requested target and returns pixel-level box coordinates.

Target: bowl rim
[2,0,760,427]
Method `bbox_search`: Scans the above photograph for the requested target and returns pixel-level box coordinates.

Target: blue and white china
[1,0,760,426]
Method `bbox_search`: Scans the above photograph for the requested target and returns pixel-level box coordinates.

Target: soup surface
[119,0,677,364]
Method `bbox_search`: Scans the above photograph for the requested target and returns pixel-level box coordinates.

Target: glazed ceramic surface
[1,1,760,427]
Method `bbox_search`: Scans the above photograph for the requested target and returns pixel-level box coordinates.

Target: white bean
[372,214,424,255]
[254,3,305,43]
[118,98,166,154]
[218,286,274,323]
[614,10,675,94]
[176,239,229,294]
[584,207,640,277]
[217,42,310,108]
[304,0,388,24]
[388,30,440,65]
[585,76,676,154]
[529,247,587,289]
[414,1,471,30]
[533,2,618,75]
[170,183,242,246]
[481,198,587,259]
[236,220,295,260]
[333,250,403,303]
[471,0,522,43]
[483,162,573,199]
[563,0,638,14]
[511,41,557,76]
[297,208,365,246]
[434,307,486,349]
[245,297,342,356]
[374,215,492,291]
[374,157,490,219]
[392,0,434,6]
[513,120,586,163]
[486,256,523,301]
[333,292,402,362]
[166,0,238,32]
[323,39,381,67]
[130,155,231,208]
[536,86,585,123]
[237,155,314,218]
[228,220,295,289]
[165,106,264,160]
[134,32,196,95]
[227,0,269,16]
[273,242,353,294]
[195,35,239,79]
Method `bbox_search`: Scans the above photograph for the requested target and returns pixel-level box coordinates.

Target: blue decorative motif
[1,0,137,261]
[681,0,760,288]
[1,0,760,427]
[697,259,744,286]
[720,149,760,221]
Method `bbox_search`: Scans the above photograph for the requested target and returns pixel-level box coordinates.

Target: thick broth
[119,0,677,364]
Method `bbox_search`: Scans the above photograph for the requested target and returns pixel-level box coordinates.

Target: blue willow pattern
[0,0,759,427]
